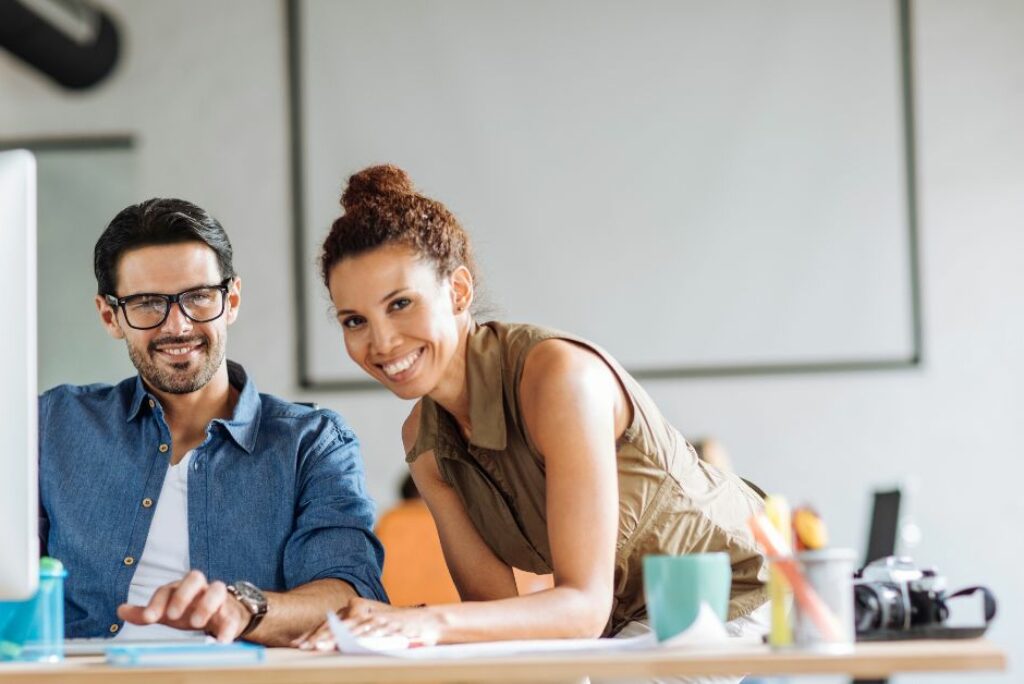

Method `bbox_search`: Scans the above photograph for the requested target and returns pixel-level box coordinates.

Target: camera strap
[946,585,997,624]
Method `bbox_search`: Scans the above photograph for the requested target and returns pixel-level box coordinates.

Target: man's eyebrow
[119,282,220,298]
[337,288,411,315]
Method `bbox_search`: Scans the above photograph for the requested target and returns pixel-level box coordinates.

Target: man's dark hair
[94,198,235,295]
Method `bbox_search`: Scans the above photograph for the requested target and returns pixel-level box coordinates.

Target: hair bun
[341,164,416,211]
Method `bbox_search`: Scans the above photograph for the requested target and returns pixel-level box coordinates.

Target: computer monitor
[0,149,39,600]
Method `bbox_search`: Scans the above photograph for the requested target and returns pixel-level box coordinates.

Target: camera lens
[854,582,907,634]
[854,584,883,633]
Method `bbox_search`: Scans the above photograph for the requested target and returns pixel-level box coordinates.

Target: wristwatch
[227,580,268,639]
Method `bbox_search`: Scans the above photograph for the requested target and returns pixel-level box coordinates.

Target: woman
[297,165,769,648]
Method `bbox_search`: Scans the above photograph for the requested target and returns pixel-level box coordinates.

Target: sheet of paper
[327,602,731,660]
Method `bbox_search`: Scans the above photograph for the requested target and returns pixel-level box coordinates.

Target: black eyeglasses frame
[104,277,233,331]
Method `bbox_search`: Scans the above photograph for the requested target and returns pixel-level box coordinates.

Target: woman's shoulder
[480,320,593,373]
[483,319,576,348]
[516,335,627,421]
[521,337,602,381]
[403,399,442,465]
[401,400,423,454]
[482,321,614,379]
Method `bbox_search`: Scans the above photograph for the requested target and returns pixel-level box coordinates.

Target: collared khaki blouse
[407,321,769,636]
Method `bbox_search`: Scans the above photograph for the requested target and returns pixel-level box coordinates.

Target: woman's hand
[292,597,443,651]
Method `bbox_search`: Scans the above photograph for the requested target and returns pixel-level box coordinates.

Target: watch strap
[228,581,267,638]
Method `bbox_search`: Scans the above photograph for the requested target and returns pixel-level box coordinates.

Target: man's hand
[116,570,250,643]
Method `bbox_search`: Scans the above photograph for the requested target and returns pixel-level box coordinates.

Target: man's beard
[127,333,226,395]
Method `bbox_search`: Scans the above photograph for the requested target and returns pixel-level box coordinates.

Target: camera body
[853,556,949,635]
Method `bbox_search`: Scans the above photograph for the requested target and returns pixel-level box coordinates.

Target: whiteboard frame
[286,0,923,391]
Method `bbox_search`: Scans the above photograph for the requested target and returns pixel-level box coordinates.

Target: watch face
[232,581,267,618]
[234,581,263,603]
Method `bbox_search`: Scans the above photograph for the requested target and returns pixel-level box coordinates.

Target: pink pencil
[748,514,843,642]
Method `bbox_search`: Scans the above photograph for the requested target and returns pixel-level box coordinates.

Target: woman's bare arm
[398,343,627,641]
[405,401,519,601]
[299,358,628,648]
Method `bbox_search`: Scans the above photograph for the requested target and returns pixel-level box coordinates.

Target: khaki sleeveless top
[407,321,769,636]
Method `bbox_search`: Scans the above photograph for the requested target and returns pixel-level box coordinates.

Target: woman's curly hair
[320,164,477,287]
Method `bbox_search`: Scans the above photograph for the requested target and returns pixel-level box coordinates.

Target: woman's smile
[377,346,425,382]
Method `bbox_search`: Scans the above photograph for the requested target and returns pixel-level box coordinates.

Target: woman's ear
[449,265,474,314]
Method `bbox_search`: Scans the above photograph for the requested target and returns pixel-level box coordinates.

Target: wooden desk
[0,639,1006,683]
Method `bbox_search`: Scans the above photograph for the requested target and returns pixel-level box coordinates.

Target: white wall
[1,2,1021,681]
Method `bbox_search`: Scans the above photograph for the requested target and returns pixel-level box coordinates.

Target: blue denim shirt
[38,361,386,638]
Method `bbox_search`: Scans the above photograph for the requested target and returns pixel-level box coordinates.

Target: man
[38,198,385,645]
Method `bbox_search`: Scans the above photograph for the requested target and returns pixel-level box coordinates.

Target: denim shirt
[38,361,386,638]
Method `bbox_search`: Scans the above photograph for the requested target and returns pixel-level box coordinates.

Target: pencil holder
[791,549,855,652]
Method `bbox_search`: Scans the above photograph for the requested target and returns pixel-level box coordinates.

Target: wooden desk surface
[0,639,1006,683]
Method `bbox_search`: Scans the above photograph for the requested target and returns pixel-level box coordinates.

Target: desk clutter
[0,501,998,668]
[747,496,998,653]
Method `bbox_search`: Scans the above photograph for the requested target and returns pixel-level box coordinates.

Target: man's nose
[160,302,194,335]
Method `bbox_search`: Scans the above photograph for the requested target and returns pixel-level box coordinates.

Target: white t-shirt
[116,450,204,640]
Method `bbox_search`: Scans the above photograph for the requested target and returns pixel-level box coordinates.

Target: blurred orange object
[792,506,829,551]
[376,497,553,605]
[375,498,460,606]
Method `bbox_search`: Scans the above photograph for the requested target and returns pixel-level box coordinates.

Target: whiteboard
[292,0,918,387]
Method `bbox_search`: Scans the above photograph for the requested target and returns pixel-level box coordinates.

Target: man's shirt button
[148,399,156,409]
[123,556,135,566]
[159,444,169,453]
[142,498,153,508]
[110,624,119,634]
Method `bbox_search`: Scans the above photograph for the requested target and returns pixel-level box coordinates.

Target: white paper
[660,602,730,646]
[327,602,731,660]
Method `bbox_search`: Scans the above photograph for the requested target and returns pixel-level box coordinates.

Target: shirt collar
[126,376,150,422]
[463,322,508,451]
[125,359,262,454]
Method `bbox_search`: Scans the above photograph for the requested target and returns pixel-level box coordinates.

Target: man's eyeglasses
[105,278,232,330]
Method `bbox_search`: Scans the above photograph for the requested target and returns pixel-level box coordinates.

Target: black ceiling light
[0,0,120,90]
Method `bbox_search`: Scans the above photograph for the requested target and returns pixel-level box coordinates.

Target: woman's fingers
[293,602,409,651]
[294,619,336,651]
[291,624,315,646]
[347,615,404,639]
[294,600,358,649]
[309,630,337,652]
[344,597,379,619]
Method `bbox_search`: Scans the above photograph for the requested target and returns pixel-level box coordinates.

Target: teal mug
[643,552,731,641]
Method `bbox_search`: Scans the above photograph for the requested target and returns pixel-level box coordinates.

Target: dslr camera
[853,556,949,635]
